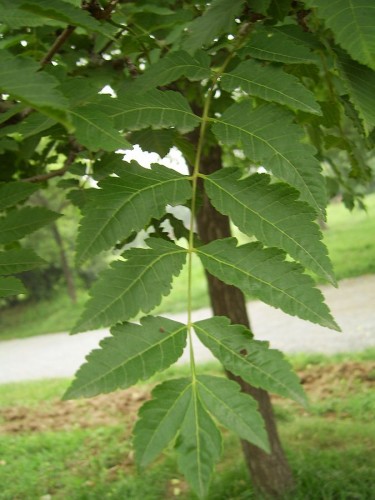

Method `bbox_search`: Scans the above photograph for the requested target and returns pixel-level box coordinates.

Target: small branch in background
[40,25,76,66]
[21,150,77,183]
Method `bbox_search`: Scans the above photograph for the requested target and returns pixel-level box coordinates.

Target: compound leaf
[176,389,222,498]
[73,239,187,333]
[240,26,320,65]
[100,90,200,134]
[307,0,375,70]
[134,378,192,467]
[0,181,39,210]
[221,59,321,115]
[0,249,45,275]
[127,50,211,92]
[0,50,69,125]
[196,238,339,330]
[338,52,375,136]
[71,105,131,152]
[21,0,114,37]
[197,375,269,451]
[76,162,191,263]
[0,207,60,245]
[64,316,187,399]
[212,102,326,214]
[182,0,245,53]
[203,169,335,283]
[194,316,307,405]
[0,276,26,298]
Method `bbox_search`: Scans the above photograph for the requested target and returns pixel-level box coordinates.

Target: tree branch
[21,150,77,183]
[40,25,76,66]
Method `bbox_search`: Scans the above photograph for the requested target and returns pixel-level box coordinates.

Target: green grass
[1,194,374,341]
[0,350,374,499]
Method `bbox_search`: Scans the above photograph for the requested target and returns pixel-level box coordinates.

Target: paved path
[0,275,374,383]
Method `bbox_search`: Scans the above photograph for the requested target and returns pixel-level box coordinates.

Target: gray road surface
[0,275,374,383]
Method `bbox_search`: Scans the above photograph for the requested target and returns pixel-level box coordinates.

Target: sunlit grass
[1,349,374,499]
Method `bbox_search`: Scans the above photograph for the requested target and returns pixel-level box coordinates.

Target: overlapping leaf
[240,26,320,65]
[0,276,26,298]
[73,239,187,333]
[203,169,335,283]
[0,181,39,210]
[99,90,200,134]
[307,0,375,70]
[64,316,187,399]
[21,0,114,37]
[196,238,339,330]
[127,51,211,92]
[70,105,131,152]
[0,51,69,125]
[176,391,222,498]
[0,249,45,275]
[182,0,245,53]
[0,207,60,245]
[134,378,192,467]
[212,102,326,213]
[76,162,191,263]
[197,375,269,451]
[0,113,57,140]
[338,53,375,136]
[194,316,307,405]
[0,0,59,28]
[221,59,321,115]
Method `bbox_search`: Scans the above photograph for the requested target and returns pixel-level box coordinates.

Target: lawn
[0,194,374,341]
[0,350,374,499]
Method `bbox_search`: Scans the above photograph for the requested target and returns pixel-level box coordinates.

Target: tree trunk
[194,146,295,497]
[51,222,77,304]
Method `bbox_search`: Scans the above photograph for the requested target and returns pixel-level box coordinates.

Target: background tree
[0,0,374,498]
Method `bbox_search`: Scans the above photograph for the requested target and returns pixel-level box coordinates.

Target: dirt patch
[1,361,374,435]
[0,386,150,434]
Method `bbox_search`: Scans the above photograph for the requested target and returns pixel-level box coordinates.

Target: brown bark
[195,145,295,498]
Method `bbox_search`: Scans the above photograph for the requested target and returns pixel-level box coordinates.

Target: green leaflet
[72,239,187,333]
[203,170,335,284]
[134,378,192,467]
[21,0,114,37]
[176,390,222,499]
[0,249,45,275]
[99,89,200,134]
[64,316,187,399]
[196,238,339,331]
[307,0,375,70]
[250,0,272,15]
[0,276,26,298]
[221,59,321,115]
[0,182,39,210]
[0,113,57,140]
[70,105,131,152]
[194,317,307,406]
[130,129,176,157]
[211,102,326,214]
[197,375,269,451]
[240,26,320,65]
[0,50,70,126]
[126,50,211,92]
[0,207,60,245]
[338,53,375,136]
[0,0,58,28]
[76,162,192,263]
[182,0,245,53]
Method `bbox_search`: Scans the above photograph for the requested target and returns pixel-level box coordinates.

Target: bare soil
[1,361,374,435]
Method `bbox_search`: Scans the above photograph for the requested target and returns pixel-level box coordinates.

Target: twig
[40,25,76,66]
[21,150,77,183]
